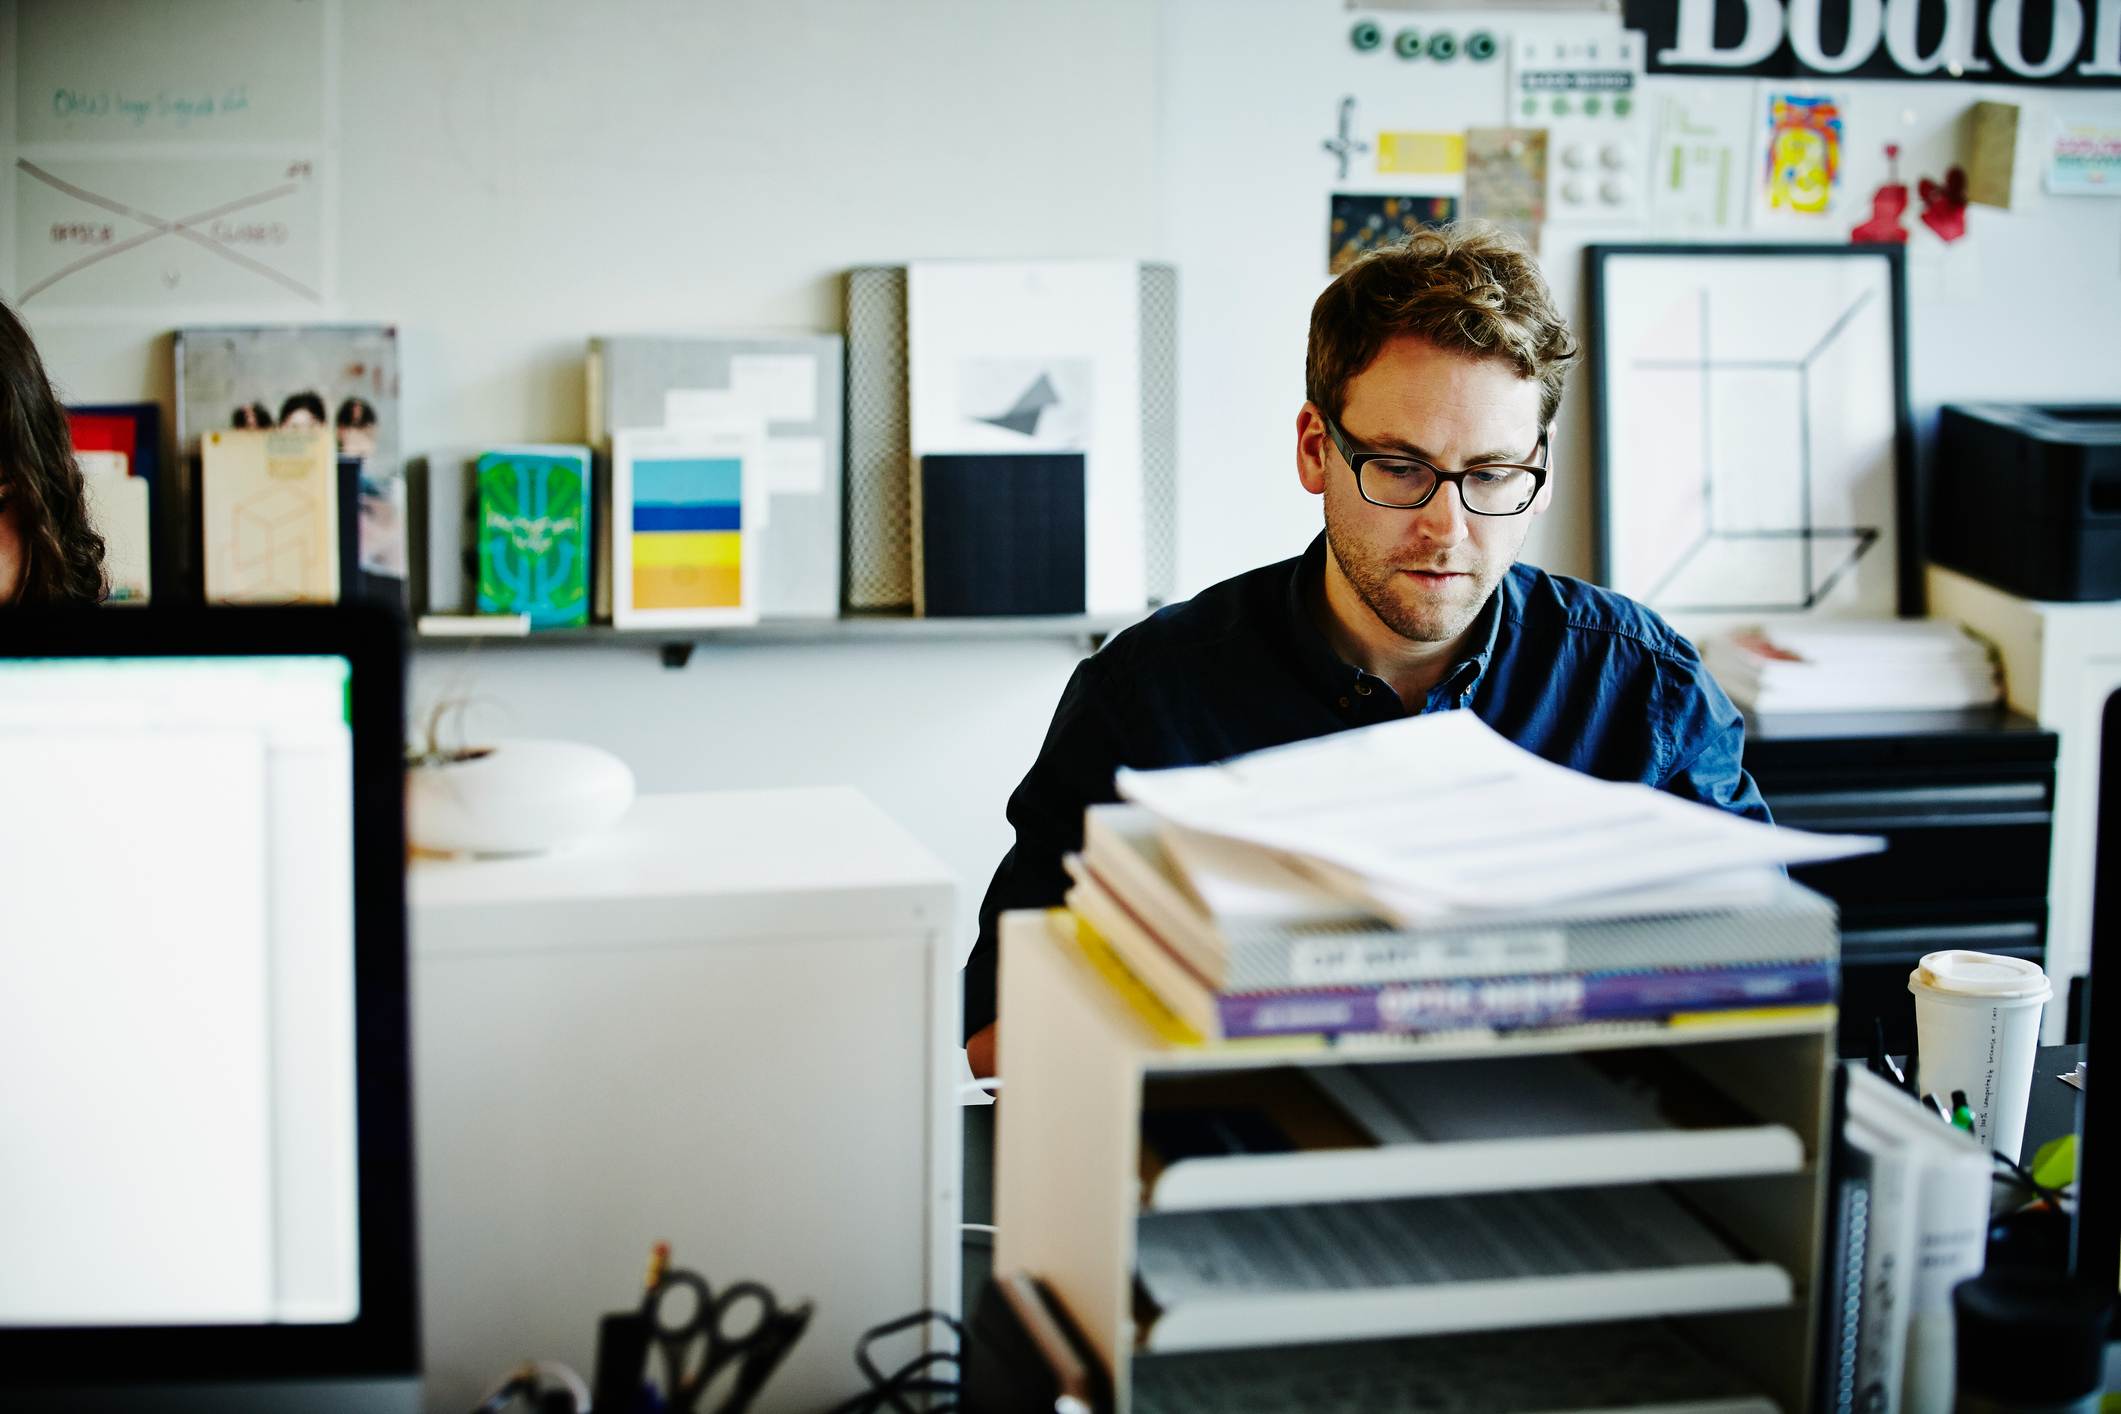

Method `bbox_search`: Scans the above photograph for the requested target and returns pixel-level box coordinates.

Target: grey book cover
[588,333,844,620]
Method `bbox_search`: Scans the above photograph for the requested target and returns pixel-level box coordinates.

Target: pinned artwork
[1650,90,1749,233]
[1964,101,2021,209]
[1851,144,1911,243]
[1511,33,1649,225]
[1589,245,1916,620]
[1918,167,1971,243]
[1322,96,1370,181]
[1376,132,1467,176]
[1464,128,1548,250]
[1329,194,1458,274]
[475,447,592,629]
[610,424,765,629]
[2046,119,2121,195]
[1760,92,1845,218]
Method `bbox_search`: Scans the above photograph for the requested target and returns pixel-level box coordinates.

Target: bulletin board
[1161,0,2121,596]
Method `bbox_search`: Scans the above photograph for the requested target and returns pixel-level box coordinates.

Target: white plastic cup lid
[1909,949,2052,1000]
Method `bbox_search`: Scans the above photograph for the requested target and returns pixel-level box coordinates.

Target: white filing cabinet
[409,788,958,1414]
[1930,566,2121,1039]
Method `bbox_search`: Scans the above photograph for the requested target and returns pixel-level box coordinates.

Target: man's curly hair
[1,298,106,603]
[1306,221,1580,430]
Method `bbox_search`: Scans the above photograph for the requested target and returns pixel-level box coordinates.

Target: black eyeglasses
[1322,412,1549,516]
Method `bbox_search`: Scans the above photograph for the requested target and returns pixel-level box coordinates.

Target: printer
[1933,404,2121,602]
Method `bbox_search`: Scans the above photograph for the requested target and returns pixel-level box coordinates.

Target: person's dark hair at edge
[279,390,328,425]
[0,298,106,603]
[336,395,378,431]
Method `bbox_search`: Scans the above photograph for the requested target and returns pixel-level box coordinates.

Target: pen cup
[1909,950,2050,1159]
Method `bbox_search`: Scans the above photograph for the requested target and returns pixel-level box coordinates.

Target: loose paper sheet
[1118,711,1878,920]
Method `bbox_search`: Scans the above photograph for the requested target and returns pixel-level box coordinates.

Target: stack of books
[1061,710,1878,1046]
[1704,620,2001,714]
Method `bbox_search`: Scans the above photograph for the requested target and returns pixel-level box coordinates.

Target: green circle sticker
[1614,95,1633,117]
[1350,20,1382,51]
[1584,95,1603,116]
[1552,96,1572,117]
[1521,96,1537,117]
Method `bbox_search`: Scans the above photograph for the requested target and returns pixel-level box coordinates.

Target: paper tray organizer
[994,910,1838,1412]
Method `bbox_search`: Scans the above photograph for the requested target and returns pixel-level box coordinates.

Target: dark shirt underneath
[965,534,1769,1038]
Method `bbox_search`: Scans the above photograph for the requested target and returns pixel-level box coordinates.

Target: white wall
[17,0,2121,951]
[18,0,1162,950]
[1159,0,2121,594]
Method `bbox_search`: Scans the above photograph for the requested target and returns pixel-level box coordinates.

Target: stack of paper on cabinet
[1704,620,2002,713]
[1065,710,1879,1045]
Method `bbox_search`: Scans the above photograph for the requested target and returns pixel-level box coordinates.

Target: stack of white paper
[1704,620,2000,713]
[1115,710,1879,929]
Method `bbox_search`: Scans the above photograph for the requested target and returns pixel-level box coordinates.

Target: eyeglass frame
[1320,410,1551,516]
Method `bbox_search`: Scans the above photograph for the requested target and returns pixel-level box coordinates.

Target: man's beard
[1323,500,1498,645]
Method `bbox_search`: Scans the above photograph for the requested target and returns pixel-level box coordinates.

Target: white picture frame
[610,422,768,629]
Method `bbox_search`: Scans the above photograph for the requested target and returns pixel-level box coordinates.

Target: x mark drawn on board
[14,158,318,304]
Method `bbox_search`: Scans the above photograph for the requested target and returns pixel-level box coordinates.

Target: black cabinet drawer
[1747,712,2057,912]
[1741,710,2059,1059]
[1766,779,2053,909]
[1781,817,2052,911]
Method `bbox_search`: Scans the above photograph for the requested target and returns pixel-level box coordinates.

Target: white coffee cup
[1909,950,2052,1158]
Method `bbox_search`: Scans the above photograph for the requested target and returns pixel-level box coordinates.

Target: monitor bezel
[2078,688,2118,1303]
[0,606,418,1383]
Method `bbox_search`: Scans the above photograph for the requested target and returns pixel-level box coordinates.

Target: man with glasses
[962,224,1767,1074]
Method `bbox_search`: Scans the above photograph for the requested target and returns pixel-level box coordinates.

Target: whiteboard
[4,0,336,314]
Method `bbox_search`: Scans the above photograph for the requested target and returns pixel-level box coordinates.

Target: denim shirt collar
[1283,532,1508,712]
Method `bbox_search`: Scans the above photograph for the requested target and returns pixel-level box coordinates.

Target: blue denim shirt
[964,533,1769,1036]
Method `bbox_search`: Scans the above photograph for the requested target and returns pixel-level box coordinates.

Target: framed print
[1586,244,1918,618]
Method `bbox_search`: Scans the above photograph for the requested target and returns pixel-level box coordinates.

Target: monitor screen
[0,655,359,1328]
[0,608,414,1409]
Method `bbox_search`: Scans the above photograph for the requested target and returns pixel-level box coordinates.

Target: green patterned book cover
[475,446,591,628]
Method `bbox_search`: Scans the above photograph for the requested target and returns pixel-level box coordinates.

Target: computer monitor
[0,607,417,1412]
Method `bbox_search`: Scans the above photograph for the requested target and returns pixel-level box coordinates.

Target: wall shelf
[412,611,1148,666]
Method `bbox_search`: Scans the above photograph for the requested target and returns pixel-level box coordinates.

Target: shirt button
[1354,681,1373,697]
[1338,696,1351,709]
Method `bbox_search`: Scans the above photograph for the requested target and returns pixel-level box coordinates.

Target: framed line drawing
[1586,244,1919,618]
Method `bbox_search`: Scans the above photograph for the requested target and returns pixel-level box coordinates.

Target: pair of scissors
[642,1267,810,1414]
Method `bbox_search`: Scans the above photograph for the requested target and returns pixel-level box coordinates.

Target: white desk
[409,788,958,1413]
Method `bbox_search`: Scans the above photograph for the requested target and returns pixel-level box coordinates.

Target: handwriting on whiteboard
[50,85,254,130]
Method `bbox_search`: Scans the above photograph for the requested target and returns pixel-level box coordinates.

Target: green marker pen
[1950,1089,1976,1133]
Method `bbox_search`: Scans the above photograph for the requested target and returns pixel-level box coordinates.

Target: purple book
[1216,961,1835,1039]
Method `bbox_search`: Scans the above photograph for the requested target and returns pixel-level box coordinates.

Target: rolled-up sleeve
[1656,653,1773,825]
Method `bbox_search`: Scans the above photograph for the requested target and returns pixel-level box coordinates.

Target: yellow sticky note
[1378,131,1467,176]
